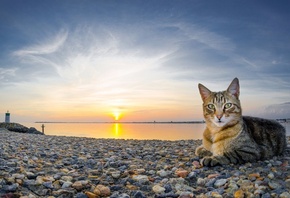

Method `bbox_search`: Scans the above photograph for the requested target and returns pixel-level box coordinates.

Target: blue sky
[1,0,290,122]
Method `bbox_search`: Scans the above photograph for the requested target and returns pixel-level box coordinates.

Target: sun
[113,111,121,121]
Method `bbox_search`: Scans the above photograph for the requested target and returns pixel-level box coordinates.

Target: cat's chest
[210,127,242,155]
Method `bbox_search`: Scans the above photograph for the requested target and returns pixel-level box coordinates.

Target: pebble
[94,184,111,196]
[132,175,149,183]
[234,189,244,198]
[175,169,189,178]
[157,170,169,177]
[280,192,290,198]
[268,172,275,179]
[0,129,289,197]
[214,178,227,188]
[152,184,166,194]
[268,181,281,190]
[61,181,73,188]
[111,171,121,178]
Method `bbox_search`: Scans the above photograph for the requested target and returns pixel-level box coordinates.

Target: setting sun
[113,111,121,121]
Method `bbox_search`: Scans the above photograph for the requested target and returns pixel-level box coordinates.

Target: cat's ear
[227,77,240,98]
[198,83,212,102]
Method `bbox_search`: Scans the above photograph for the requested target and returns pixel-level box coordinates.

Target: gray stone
[214,179,227,188]
[4,183,19,192]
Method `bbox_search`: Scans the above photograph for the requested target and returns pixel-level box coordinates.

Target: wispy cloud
[252,102,290,119]
[1,1,290,122]
[13,29,68,57]
[0,68,17,84]
[176,23,236,53]
[7,24,186,117]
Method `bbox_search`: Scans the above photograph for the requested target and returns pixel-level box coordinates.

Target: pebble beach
[0,128,290,198]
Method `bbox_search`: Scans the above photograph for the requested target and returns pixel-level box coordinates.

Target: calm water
[22,122,290,140]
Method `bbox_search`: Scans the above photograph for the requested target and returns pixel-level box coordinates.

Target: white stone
[152,184,165,194]
[132,175,149,182]
[214,179,227,188]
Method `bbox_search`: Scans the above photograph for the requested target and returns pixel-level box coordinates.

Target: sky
[1,0,290,122]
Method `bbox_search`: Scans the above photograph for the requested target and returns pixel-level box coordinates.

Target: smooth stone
[157,170,169,177]
[12,173,25,180]
[152,184,165,194]
[61,176,73,182]
[72,181,84,191]
[268,173,275,179]
[61,181,73,188]
[279,192,290,198]
[214,179,227,188]
[111,171,121,178]
[268,181,281,190]
[197,178,206,186]
[187,172,197,179]
[175,170,189,178]
[94,184,111,196]
[132,175,149,183]
[208,174,220,179]
[211,191,222,198]
[26,172,37,179]
[43,181,54,189]
[133,191,146,198]
[234,189,245,198]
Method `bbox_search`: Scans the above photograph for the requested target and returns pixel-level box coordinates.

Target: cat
[195,77,286,166]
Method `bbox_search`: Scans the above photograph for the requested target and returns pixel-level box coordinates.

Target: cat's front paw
[201,155,230,167]
[195,145,213,158]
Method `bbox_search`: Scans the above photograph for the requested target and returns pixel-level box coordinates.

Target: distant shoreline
[35,119,290,124]
[35,121,206,124]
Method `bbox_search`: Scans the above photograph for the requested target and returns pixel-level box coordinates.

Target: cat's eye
[224,103,232,109]
[207,104,215,109]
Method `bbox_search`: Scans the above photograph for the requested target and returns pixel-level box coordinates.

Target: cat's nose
[216,115,223,120]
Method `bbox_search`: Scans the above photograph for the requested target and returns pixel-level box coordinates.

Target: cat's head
[198,78,242,128]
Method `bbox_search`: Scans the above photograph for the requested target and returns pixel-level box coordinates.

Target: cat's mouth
[213,118,226,127]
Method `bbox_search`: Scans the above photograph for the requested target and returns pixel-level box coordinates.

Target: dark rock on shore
[0,122,43,135]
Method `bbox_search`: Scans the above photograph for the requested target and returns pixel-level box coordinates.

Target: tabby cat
[195,78,286,166]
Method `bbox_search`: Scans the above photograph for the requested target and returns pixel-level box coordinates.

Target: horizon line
[35,120,206,124]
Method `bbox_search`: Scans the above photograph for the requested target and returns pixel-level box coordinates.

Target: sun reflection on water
[24,122,208,140]
[114,123,121,137]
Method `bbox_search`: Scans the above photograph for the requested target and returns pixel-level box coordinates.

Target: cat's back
[242,116,285,135]
[242,116,286,156]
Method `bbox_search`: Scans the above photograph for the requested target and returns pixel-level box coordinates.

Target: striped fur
[195,78,286,166]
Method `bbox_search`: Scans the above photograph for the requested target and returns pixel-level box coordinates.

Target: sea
[22,122,290,141]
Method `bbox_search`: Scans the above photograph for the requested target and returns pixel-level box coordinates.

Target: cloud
[8,22,240,88]
[176,23,236,53]
[4,19,290,121]
[6,24,185,113]
[2,21,246,109]
[13,29,68,57]
[0,68,17,84]
[252,102,290,119]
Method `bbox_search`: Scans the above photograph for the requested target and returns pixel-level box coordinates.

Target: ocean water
[23,122,205,140]
[22,122,290,141]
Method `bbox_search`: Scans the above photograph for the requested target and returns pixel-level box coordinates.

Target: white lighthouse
[5,111,10,123]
